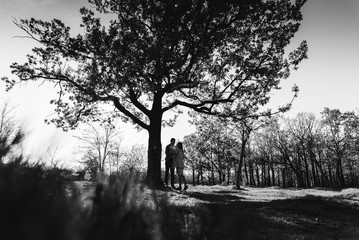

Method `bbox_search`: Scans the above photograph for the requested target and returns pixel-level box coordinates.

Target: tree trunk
[328,164,333,187]
[211,161,215,185]
[303,155,310,188]
[255,165,260,187]
[267,164,271,186]
[261,162,266,187]
[310,157,317,187]
[236,129,248,189]
[196,170,200,185]
[277,168,281,186]
[244,164,249,186]
[281,168,286,188]
[308,142,318,187]
[227,166,231,185]
[200,167,204,185]
[146,94,164,188]
[249,163,255,186]
[336,158,345,188]
[270,164,275,186]
[218,169,222,183]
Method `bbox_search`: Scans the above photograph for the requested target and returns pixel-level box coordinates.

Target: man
[164,138,176,188]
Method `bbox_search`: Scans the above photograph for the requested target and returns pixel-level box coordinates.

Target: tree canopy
[3,0,308,187]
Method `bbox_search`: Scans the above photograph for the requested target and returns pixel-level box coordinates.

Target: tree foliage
[122,144,147,173]
[5,0,307,128]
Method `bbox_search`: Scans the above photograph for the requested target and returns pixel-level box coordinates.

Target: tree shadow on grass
[260,195,359,239]
[184,191,359,240]
[187,191,245,203]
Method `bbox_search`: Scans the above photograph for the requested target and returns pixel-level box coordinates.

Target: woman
[174,142,188,191]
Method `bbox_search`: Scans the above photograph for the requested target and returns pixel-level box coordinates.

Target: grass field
[75,182,359,239]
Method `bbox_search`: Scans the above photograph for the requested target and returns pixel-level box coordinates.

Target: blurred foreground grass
[1,160,359,240]
[0,160,204,240]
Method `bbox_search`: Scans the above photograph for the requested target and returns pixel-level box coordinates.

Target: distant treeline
[183,108,359,189]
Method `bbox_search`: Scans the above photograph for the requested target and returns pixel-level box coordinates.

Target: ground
[75,182,359,239]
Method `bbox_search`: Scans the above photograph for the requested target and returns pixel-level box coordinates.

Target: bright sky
[0,0,359,166]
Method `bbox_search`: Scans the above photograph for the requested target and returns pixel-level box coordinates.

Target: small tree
[122,144,147,173]
[3,0,308,187]
[80,149,99,180]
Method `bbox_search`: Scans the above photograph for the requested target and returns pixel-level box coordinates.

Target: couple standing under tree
[164,138,188,191]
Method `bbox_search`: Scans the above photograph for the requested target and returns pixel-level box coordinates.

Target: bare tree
[75,121,122,176]
[108,141,122,174]
[42,145,61,168]
[0,101,18,141]
[0,100,21,162]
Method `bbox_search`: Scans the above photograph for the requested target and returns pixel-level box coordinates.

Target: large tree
[3,0,308,187]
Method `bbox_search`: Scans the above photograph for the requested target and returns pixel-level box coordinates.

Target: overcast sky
[1,0,359,166]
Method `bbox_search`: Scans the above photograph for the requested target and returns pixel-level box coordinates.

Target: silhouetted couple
[164,138,188,191]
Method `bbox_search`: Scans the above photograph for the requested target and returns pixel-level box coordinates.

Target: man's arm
[165,145,170,157]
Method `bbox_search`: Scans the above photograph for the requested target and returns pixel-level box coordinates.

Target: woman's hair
[176,142,183,150]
